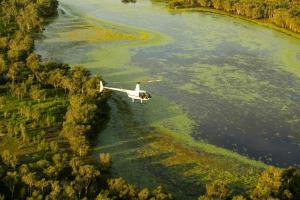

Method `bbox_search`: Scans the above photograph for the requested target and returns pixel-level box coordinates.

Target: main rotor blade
[108,79,162,84]
[139,79,161,83]
[109,81,137,84]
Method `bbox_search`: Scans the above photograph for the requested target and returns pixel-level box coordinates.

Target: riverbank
[36,0,300,198]
[168,7,300,40]
[50,5,267,198]
[0,0,174,199]
[94,94,266,199]
[60,2,172,46]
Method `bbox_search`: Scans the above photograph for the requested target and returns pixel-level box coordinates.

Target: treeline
[0,0,102,157]
[60,66,105,157]
[167,0,300,33]
[2,0,297,199]
[0,0,173,199]
[199,166,300,200]
[0,149,172,199]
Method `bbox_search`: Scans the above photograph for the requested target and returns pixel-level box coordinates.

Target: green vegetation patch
[52,24,149,44]
[178,63,264,103]
[137,131,263,193]
[0,92,68,157]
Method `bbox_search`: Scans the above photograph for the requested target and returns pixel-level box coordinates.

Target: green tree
[205,179,230,200]
[27,190,43,200]
[0,54,7,75]
[1,150,17,169]
[108,177,137,199]
[7,62,24,85]
[48,68,65,90]
[26,53,44,82]
[96,191,110,200]
[138,188,150,200]
[67,135,89,157]
[251,166,282,200]
[30,85,46,101]
[16,4,42,33]
[47,180,62,199]
[4,171,19,198]
[64,184,76,199]
[232,195,246,200]
[78,165,100,195]
[8,32,33,62]
[0,37,8,52]
[20,123,27,143]
[35,178,49,195]
[278,167,300,200]
[69,66,90,94]
[99,153,112,171]
[152,186,173,200]
[22,172,36,196]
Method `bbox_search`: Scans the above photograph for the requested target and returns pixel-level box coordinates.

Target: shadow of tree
[93,96,206,199]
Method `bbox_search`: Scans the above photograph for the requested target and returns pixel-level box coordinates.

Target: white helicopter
[99,80,160,103]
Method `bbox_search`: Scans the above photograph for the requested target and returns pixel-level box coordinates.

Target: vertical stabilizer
[135,83,140,92]
[100,81,104,92]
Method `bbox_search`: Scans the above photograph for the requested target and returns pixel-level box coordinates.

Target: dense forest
[0,0,300,199]
[0,0,172,199]
[167,0,300,34]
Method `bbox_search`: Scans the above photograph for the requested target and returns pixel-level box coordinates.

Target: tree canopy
[168,0,300,33]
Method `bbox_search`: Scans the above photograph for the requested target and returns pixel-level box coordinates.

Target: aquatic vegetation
[0,1,173,199]
[34,0,300,199]
[178,64,263,102]
[56,26,149,43]
[137,132,263,187]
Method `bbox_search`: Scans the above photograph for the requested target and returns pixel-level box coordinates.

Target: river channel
[36,0,300,198]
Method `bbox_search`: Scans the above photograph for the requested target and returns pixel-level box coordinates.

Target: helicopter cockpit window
[139,92,151,99]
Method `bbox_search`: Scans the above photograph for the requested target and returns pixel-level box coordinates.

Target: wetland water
[36,0,300,198]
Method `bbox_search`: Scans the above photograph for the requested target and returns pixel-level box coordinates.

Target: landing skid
[131,98,145,103]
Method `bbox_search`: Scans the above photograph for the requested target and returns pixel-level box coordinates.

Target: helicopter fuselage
[100,81,151,103]
[128,90,151,103]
